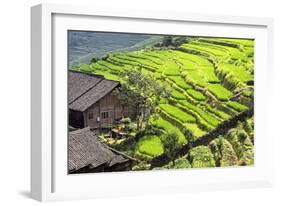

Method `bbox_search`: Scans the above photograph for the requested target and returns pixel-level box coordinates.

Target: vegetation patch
[184,123,207,139]
[136,135,164,158]
[186,89,206,101]
[207,84,233,101]
[159,104,196,123]
[227,101,248,112]
[150,117,187,144]
[188,146,216,168]
[71,35,255,171]
[209,137,238,167]
[171,89,186,100]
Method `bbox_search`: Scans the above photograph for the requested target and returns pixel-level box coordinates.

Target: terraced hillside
[71,36,254,170]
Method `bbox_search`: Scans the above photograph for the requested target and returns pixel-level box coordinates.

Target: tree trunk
[145,113,151,129]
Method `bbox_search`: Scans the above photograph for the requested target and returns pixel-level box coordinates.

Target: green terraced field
[150,117,187,144]
[207,84,233,101]
[136,135,164,158]
[159,104,196,124]
[71,35,254,170]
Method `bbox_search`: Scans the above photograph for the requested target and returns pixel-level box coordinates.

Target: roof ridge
[68,78,103,105]
[69,126,91,135]
[69,70,104,78]
[69,79,120,112]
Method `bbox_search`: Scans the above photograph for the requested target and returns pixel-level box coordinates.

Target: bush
[209,137,238,167]
[90,57,99,63]
[157,155,191,169]
[188,146,216,168]
[226,128,254,166]
[120,117,131,124]
[161,130,182,166]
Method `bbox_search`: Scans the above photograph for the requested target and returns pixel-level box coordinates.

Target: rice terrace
[68,31,254,174]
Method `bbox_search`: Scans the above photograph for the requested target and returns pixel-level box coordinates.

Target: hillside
[68,31,162,66]
[71,36,254,170]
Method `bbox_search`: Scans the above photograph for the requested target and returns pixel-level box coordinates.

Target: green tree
[115,67,171,132]
[162,36,173,47]
[162,130,181,166]
[90,57,99,63]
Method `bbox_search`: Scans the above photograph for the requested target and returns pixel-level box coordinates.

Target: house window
[101,111,109,119]
[88,112,94,120]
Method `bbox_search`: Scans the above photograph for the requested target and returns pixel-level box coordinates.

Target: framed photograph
[31,3,274,201]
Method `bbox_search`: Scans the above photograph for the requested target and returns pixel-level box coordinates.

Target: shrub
[226,128,254,166]
[120,117,131,124]
[209,137,238,167]
[188,146,216,168]
[159,155,191,169]
[161,130,182,166]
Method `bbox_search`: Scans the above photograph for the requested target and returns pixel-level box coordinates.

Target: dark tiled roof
[68,127,129,172]
[68,71,120,112]
[68,70,103,104]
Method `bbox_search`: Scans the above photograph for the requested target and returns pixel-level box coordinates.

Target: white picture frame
[31,3,274,202]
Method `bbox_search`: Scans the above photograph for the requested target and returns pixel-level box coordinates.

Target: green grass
[179,61,219,87]
[173,50,212,66]
[182,43,228,57]
[171,89,186,100]
[79,64,92,72]
[162,61,181,76]
[196,40,246,60]
[95,60,124,72]
[201,103,230,120]
[207,38,254,47]
[159,104,196,123]
[136,135,164,157]
[186,89,206,101]
[207,84,233,101]
[184,123,206,138]
[179,100,221,127]
[168,76,192,90]
[150,117,187,144]
[217,63,253,84]
[226,101,248,112]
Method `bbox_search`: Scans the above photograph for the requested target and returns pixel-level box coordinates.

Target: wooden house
[68,127,136,173]
[68,70,133,130]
